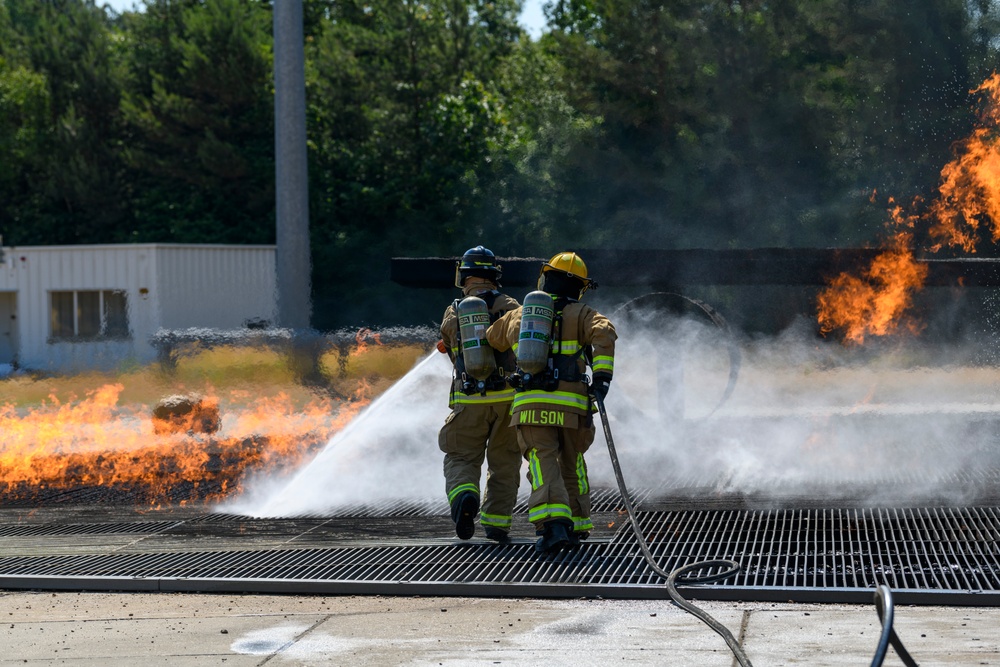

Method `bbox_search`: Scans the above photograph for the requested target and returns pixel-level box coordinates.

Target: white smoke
[599,311,1000,507]
[227,306,1000,518]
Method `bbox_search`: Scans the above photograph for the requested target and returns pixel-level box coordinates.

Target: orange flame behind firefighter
[816,232,928,344]
[817,73,1000,342]
[928,73,1000,252]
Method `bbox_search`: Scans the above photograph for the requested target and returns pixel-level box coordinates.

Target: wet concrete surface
[1,590,998,666]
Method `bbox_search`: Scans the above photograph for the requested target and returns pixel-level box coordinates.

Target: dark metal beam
[391,249,1000,288]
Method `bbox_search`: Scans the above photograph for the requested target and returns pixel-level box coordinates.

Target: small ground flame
[817,73,1000,343]
[353,328,383,355]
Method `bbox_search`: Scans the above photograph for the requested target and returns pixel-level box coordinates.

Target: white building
[0,244,277,373]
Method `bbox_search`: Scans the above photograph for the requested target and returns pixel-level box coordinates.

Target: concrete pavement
[1,591,997,665]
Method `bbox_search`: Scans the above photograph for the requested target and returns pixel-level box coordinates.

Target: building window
[50,290,130,341]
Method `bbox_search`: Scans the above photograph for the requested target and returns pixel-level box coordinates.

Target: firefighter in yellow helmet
[437,246,522,542]
[486,252,617,554]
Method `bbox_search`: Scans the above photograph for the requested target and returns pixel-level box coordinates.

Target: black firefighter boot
[534,519,573,554]
[451,492,479,540]
[483,526,511,544]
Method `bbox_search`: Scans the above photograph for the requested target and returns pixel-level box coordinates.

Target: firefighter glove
[592,372,612,402]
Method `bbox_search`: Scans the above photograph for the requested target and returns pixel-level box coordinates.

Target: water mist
[229,307,1000,518]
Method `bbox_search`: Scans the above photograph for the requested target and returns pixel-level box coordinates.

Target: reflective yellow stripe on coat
[512,389,590,412]
[449,389,515,406]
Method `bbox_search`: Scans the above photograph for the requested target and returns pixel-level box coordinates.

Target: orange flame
[928,73,1000,252]
[352,328,383,356]
[817,233,928,344]
[0,384,371,505]
[817,73,1000,342]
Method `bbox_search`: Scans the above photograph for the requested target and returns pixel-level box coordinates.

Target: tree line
[2,0,998,329]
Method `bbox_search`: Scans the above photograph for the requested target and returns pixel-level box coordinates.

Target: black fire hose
[872,585,919,667]
[596,393,922,667]
[593,392,754,667]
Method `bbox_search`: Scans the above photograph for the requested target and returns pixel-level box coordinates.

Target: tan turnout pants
[517,422,596,534]
[438,402,521,532]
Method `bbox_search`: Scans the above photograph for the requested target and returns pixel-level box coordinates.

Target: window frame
[48,289,132,342]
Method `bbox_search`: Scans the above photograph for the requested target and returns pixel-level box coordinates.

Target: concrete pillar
[273,0,312,329]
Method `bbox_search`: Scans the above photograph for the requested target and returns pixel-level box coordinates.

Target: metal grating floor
[1,502,998,605]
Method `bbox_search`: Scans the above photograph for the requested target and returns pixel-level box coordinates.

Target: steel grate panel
[0,521,180,538]
[2,506,999,604]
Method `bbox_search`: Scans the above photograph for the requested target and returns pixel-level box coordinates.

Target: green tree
[305,0,526,326]
[4,0,1000,331]
[0,0,128,244]
[540,0,996,250]
[0,1,50,225]
[470,38,603,255]
[120,0,274,243]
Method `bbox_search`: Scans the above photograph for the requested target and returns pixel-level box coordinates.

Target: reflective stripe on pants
[516,421,595,531]
[439,402,521,528]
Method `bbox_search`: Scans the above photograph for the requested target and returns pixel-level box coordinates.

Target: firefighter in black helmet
[486,252,616,554]
[437,246,522,542]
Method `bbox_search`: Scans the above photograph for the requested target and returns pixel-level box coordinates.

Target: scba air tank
[457,296,497,381]
[516,290,554,376]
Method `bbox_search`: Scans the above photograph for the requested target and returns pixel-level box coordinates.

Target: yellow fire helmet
[537,251,597,299]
